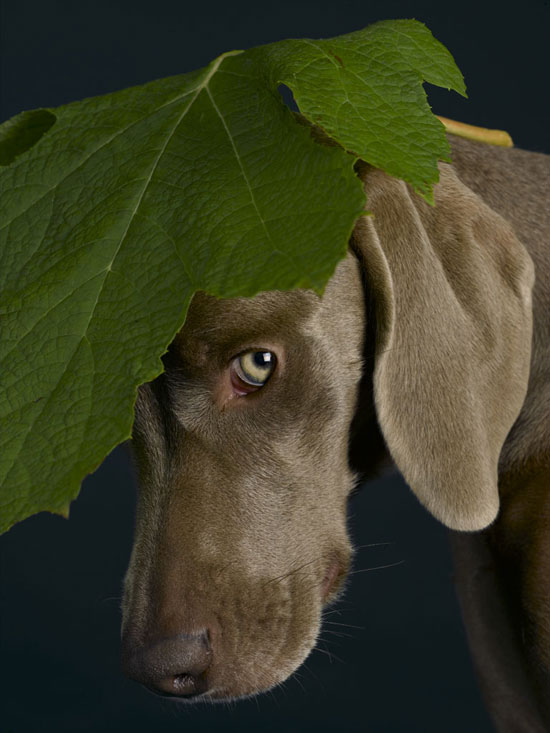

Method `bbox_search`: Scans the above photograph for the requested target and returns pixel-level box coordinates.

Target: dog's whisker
[261,555,324,589]
[349,560,405,574]
[314,642,345,665]
[99,595,123,604]
[301,660,322,685]
[289,668,307,694]
[353,540,395,550]
[214,559,239,579]
[352,542,395,551]
[319,629,353,638]
[321,601,354,616]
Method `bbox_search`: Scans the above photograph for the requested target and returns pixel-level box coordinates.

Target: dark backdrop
[1,1,548,731]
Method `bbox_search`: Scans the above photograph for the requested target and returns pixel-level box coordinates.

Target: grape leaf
[0,19,465,533]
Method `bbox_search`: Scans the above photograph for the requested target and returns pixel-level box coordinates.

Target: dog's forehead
[174,287,320,354]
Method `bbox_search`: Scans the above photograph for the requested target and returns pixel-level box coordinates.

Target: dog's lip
[322,558,344,600]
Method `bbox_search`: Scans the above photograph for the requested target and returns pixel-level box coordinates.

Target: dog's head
[121,159,534,701]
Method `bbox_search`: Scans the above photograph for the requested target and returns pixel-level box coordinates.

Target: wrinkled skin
[121,253,368,701]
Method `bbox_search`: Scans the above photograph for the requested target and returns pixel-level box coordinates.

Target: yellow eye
[232,350,276,390]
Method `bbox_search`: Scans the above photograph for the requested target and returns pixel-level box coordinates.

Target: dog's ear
[351,162,535,531]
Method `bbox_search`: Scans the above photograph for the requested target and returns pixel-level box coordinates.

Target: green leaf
[257,19,466,201]
[0,109,57,166]
[0,19,464,533]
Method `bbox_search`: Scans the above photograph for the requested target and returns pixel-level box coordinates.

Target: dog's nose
[122,629,213,698]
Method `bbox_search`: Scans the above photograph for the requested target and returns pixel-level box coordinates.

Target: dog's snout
[122,629,212,699]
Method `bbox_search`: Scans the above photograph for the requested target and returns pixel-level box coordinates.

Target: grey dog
[121,132,550,730]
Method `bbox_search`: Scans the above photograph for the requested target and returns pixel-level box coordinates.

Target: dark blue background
[1,1,548,731]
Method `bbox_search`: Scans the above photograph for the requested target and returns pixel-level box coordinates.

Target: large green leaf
[0,19,465,533]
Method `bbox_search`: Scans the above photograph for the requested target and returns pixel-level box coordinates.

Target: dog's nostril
[174,673,194,691]
[122,629,213,698]
[150,670,209,698]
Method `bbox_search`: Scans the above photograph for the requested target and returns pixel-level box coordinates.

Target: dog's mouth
[122,548,351,702]
[322,558,345,600]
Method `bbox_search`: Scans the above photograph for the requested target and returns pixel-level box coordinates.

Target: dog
[121,131,550,728]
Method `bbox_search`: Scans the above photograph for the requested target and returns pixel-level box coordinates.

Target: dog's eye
[231,350,276,392]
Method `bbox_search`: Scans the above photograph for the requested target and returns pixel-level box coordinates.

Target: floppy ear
[351,162,535,531]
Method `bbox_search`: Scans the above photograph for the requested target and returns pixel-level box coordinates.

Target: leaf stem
[437,115,513,147]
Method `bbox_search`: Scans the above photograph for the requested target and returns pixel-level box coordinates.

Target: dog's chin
[129,613,322,704]
[150,622,323,704]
